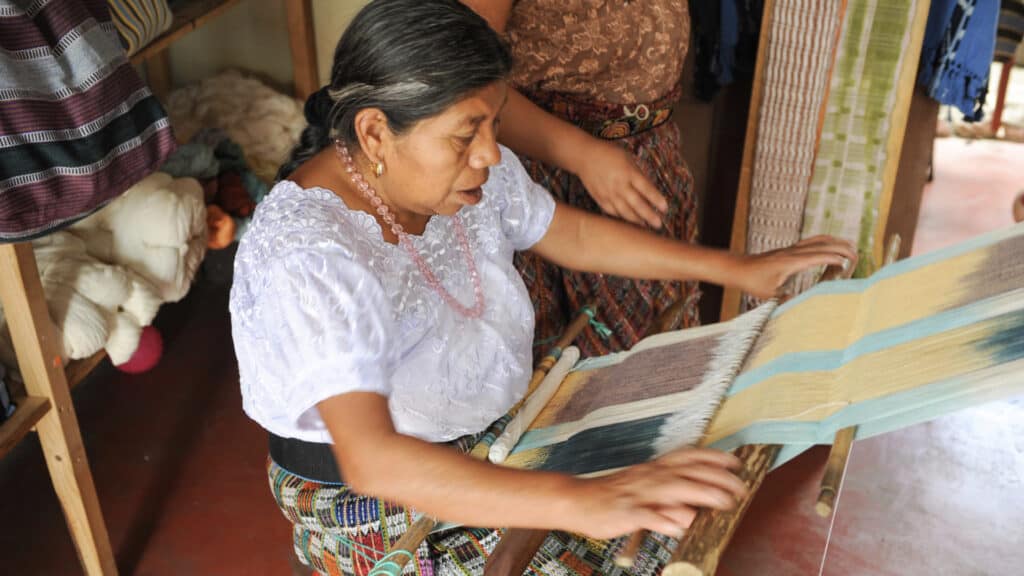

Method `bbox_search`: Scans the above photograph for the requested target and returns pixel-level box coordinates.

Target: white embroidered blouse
[230,146,556,443]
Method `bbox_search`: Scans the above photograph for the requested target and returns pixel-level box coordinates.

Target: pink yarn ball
[116,325,163,374]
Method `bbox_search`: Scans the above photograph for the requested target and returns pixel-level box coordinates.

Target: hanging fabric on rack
[917,0,1000,121]
[800,0,921,282]
[0,0,176,243]
[995,0,1024,63]
[106,0,173,56]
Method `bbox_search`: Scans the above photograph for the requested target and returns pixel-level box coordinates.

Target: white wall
[166,0,370,91]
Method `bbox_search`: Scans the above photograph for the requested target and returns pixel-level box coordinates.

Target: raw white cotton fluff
[166,69,305,182]
[70,172,207,303]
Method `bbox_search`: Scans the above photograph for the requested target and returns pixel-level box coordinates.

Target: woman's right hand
[563,447,747,539]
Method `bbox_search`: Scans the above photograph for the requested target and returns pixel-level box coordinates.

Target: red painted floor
[0,137,1021,575]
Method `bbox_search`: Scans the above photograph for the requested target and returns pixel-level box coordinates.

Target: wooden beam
[720,0,775,322]
[145,50,173,101]
[663,444,781,576]
[286,0,320,100]
[130,0,243,66]
[66,351,108,390]
[0,395,51,459]
[0,243,117,576]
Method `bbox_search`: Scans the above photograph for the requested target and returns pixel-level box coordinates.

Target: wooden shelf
[130,0,242,65]
[65,351,108,390]
[0,396,51,459]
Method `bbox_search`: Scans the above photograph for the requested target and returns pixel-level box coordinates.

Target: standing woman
[463,1,701,357]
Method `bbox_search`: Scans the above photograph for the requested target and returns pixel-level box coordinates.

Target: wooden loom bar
[815,426,856,517]
[0,243,117,576]
[720,0,775,322]
[663,444,781,576]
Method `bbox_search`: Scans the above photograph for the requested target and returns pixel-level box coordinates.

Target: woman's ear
[353,108,391,165]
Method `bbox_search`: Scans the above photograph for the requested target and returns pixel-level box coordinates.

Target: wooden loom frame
[0,2,318,574]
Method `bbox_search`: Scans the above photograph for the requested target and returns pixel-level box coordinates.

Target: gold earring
[374,161,385,177]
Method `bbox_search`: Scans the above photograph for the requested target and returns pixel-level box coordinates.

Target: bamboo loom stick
[815,426,857,517]
[614,529,648,568]
[373,305,597,575]
[816,234,902,517]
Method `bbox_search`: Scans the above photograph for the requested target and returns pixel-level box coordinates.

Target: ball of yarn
[115,325,163,374]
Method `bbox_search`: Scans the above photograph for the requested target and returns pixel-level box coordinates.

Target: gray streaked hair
[277,0,511,180]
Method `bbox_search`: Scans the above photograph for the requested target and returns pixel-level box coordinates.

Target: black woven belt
[268,432,343,484]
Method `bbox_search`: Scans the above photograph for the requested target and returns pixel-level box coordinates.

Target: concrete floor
[0,137,1021,574]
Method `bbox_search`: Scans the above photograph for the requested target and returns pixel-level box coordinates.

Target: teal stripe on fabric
[730,290,1024,396]
[0,96,168,176]
[776,225,1024,315]
[709,359,1024,469]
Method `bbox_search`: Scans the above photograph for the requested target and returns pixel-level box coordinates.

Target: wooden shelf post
[0,243,117,576]
[286,0,319,100]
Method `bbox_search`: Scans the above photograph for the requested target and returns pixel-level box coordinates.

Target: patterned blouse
[230,146,556,443]
[507,0,690,104]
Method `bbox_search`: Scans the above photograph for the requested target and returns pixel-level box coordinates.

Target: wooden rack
[0,2,317,574]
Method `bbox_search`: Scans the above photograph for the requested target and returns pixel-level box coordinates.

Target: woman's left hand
[738,235,859,299]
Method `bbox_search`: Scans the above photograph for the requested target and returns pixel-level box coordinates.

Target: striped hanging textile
[500,222,1024,476]
[744,0,844,259]
[0,0,176,243]
[740,0,845,311]
[105,0,173,56]
[799,0,920,282]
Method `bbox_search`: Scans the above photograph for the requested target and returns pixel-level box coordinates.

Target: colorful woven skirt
[513,87,700,358]
[269,456,680,575]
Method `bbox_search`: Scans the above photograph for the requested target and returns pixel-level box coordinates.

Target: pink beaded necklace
[335,141,485,319]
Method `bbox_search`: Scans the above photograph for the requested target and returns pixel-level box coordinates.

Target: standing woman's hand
[575,138,669,229]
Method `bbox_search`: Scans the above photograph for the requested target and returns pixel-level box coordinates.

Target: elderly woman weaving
[229,1,856,574]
